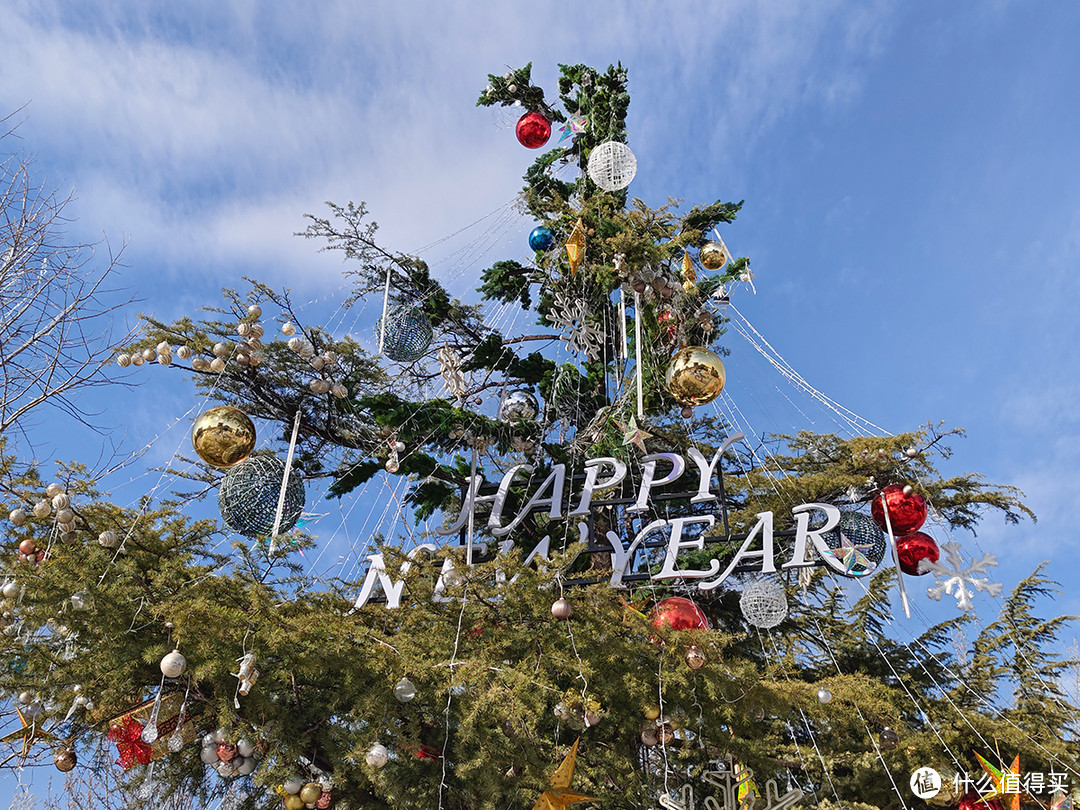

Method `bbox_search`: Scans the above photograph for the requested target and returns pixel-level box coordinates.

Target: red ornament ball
[871,484,927,535]
[651,597,710,631]
[896,532,940,576]
[515,111,551,149]
[958,792,1003,810]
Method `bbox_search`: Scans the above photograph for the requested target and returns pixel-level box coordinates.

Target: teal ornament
[529,226,556,252]
[823,511,887,577]
[218,453,305,538]
[377,305,433,362]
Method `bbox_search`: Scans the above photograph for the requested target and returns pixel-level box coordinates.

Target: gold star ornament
[0,707,56,763]
[532,738,597,810]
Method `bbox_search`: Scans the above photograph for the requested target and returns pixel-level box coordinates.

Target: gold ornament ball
[299,783,322,804]
[283,795,305,810]
[685,644,706,670]
[665,347,726,407]
[643,705,661,721]
[54,747,77,772]
[699,241,729,270]
[551,597,572,620]
[191,406,256,468]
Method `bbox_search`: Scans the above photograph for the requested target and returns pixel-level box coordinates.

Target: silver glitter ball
[499,390,539,422]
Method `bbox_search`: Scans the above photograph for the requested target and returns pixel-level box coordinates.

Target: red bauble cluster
[650,597,710,631]
[871,484,927,535]
[515,111,551,149]
[896,531,940,576]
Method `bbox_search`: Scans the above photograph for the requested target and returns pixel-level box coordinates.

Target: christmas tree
[1,62,1077,810]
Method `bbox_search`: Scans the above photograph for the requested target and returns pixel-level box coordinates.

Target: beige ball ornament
[665,347,726,407]
[300,783,322,803]
[283,795,305,810]
[160,649,186,678]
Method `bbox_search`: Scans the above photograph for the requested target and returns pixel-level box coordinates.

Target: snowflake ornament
[920,540,1002,612]
[547,292,605,359]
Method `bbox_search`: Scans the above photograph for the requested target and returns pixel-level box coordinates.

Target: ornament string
[377,263,392,355]
[634,290,643,419]
[879,492,911,618]
[268,407,304,557]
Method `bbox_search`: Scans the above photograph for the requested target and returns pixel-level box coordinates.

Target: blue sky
[2,0,1079,798]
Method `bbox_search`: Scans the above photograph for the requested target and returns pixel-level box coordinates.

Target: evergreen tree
[0,61,1076,810]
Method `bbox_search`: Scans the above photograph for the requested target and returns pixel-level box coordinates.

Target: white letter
[437,474,499,536]
[627,453,686,514]
[654,515,721,580]
[604,519,667,587]
[698,511,776,591]
[353,544,437,609]
[687,432,745,503]
[492,464,566,536]
[487,464,533,531]
[782,503,848,574]
[569,457,627,517]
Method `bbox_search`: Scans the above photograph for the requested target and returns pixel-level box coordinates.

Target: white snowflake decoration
[547,292,605,359]
[920,540,1002,612]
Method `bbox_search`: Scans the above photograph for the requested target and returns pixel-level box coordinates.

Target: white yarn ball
[33,500,51,518]
[587,141,638,192]
[365,743,389,768]
[247,304,262,319]
[739,579,788,629]
[210,358,226,373]
[116,353,132,367]
[282,322,296,337]
[98,529,118,548]
[52,493,70,510]
[131,353,145,367]
[46,483,64,498]
[176,345,192,360]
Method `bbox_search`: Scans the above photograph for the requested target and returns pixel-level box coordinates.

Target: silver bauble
[738,580,788,629]
[500,390,540,422]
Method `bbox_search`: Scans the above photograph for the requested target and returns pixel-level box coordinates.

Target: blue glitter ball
[218,453,305,538]
[822,511,887,577]
[528,225,556,252]
[377,305,433,362]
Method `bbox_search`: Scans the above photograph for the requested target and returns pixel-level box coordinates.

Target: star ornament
[0,707,56,762]
[532,738,597,810]
[556,114,588,143]
[619,417,652,453]
[829,533,875,575]
[973,751,1031,810]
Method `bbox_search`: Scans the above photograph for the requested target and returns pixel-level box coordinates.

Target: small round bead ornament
[515,111,551,149]
[377,305,433,363]
[191,406,256,468]
[54,747,77,772]
[823,511,888,577]
[665,347,726,407]
[817,688,833,704]
[201,730,261,779]
[500,390,539,422]
[98,529,118,548]
[650,597,710,631]
[871,484,928,535]
[551,597,572,620]
[160,649,186,678]
[587,141,637,191]
[879,726,899,750]
[394,677,416,703]
[218,453,305,538]
[528,225,556,251]
[698,241,729,270]
[896,531,940,575]
[684,644,706,669]
[70,591,92,611]
[739,579,788,629]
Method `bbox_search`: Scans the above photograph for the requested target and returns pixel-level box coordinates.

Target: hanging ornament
[878,726,899,750]
[555,113,588,143]
[895,531,940,575]
[160,649,186,678]
[547,292,605,358]
[681,251,698,291]
[531,738,596,810]
[587,141,637,192]
[871,484,928,535]
[665,347,726,407]
[377,305,433,363]
[500,390,540,422]
[366,743,389,768]
[515,111,551,149]
[218,453,306,538]
[651,597,710,631]
[699,240,730,270]
[70,591,92,611]
[564,219,587,276]
[191,406,256,469]
[53,747,77,772]
[922,541,1001,612]
[551,597,572,620]
[618,416,653,454]
[394,677,417,703]
[300,783,323,803]
[822,511,888,577]
[98,529,119,548]
[816,688,832,704]
[529,225,556,252]
[739,579,788,629]
[438,346,467,401]
[684,644,706,669]
[8,508,26,526]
